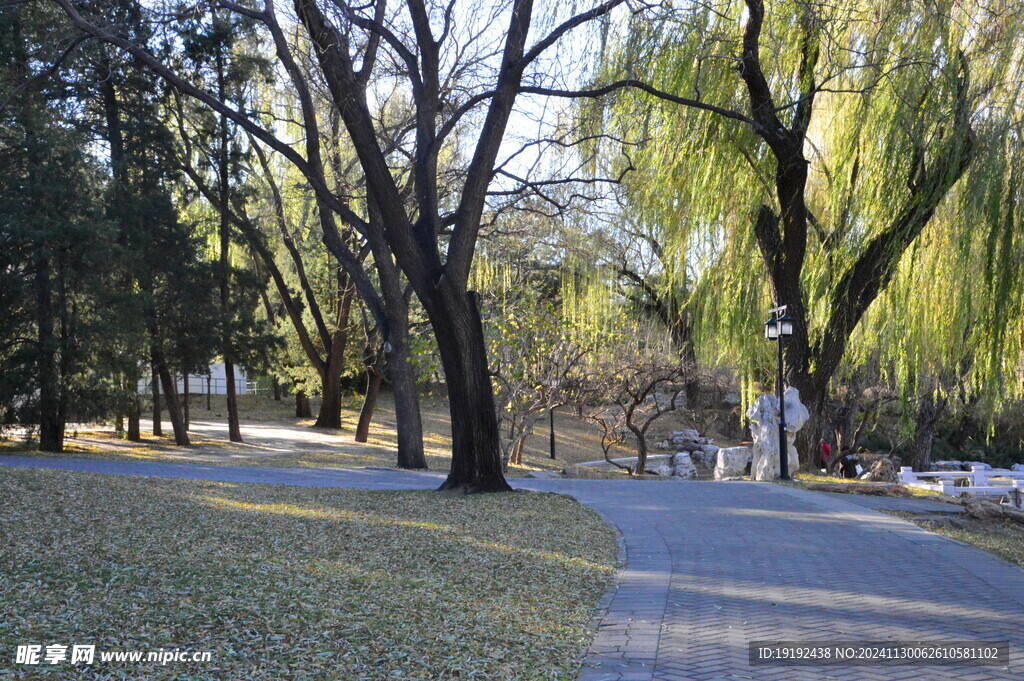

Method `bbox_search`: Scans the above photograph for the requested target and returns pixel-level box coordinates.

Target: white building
[139,363,248,396]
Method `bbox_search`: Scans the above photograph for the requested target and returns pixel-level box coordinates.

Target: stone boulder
[715,446,752,480]
[691,444,720,469]
[649,463,674,477]
[933,460,964,471]
[669,429,711,450]
[671,452,697,479]
[1013,463,1024,472]
[961,461,991,471]
[859,458,898,484]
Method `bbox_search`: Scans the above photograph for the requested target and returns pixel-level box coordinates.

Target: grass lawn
[0,467,617,680]
[885,510,1024,569]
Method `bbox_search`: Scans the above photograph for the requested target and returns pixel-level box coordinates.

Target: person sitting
[839,453,860,479]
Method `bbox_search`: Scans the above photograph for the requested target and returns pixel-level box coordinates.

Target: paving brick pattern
[532,480,1024,681]
[1,457,1021,680]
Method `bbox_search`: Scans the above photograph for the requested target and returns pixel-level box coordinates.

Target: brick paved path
[1,457,1021,679]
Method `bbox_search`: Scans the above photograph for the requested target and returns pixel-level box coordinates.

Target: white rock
[746,388,807,480]
[671,452,697,479]
[715,446,752,480]
[1012,463,1024,472]
[649,464,674,477]
[962,461,991,470]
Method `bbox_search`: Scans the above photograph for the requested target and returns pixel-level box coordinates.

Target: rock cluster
[933,460,993,471]
[646,431,722,479]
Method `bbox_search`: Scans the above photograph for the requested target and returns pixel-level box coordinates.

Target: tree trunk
[35,249,63,453]
[156,364,190,446]
[909,392,944,472]
[315,272,354,429]
[215,39,241,445]
[631,425,648,474]
[224,361,242,442]
[316,367,344,429]
[127,387,141,442]
[272,377,281,402]
[183,373,190,429]
[355,366,382,443]
[510,435,526,467]
[426,289,510,492]
[295,390,311,418]
[151,364,162,436]
[387,335,427,470]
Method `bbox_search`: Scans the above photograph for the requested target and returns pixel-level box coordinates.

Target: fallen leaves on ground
[0,467,617,680]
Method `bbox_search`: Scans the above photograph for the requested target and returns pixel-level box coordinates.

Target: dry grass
[0,466,617,680]
[886,510,1024,569]
[790,472,949,499]
[2,392,728,477]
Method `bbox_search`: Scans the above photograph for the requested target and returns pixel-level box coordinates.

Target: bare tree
[576,356,688,474]
[50,0,642,491]
[490,319,588,467]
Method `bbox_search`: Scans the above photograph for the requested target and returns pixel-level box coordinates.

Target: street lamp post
[764,306,795,480]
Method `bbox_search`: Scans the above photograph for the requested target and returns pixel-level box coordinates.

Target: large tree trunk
[156,363,190,446]
[425,289,510,492]
[35,249,63,452]
[224,361,242,442]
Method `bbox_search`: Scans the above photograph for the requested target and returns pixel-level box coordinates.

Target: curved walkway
[1,456,1021,680]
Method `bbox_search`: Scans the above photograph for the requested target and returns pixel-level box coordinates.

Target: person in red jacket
[819,440,832,471]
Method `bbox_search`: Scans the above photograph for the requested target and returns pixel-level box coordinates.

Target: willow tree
[845,121,1024,468]
[573,0,1024,450]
